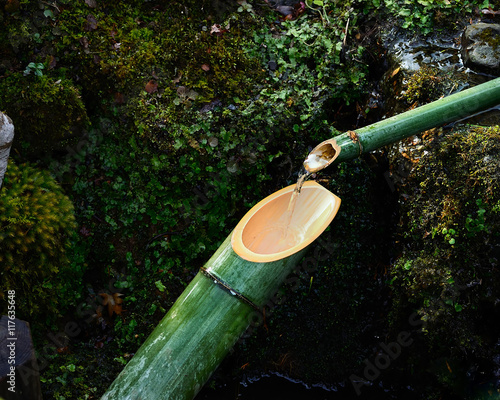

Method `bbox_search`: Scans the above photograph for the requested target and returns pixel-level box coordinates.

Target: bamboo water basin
[232,181,341,263]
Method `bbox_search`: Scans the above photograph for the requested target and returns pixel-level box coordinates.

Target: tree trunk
[0,113,15,190]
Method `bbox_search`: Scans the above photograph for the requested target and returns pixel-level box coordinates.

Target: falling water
[280,168,310,243]
[247,142,337,254]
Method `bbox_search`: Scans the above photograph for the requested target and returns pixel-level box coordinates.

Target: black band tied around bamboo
[199,267,261,312]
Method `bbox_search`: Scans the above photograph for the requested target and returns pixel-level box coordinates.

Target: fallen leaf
[201,64,210,72]
[5,0,20,13]
[84,14,98,31]
[390,67,400,78]
[145,80,158,93]
[172,72,182,84]
[99,292,124,317]
[210,24,222,35]
[48,55,57,69]
[445,360,453,373]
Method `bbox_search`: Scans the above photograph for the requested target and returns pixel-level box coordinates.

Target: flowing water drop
[247,140,340,254]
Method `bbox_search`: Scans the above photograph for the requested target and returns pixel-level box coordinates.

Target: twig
[40,1,60,12]
[343,17,350,47]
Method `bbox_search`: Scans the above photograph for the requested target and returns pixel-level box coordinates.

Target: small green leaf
[155,280,166,292]
[454,303,463,312]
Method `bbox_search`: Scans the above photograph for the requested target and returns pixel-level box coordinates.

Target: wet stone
[461,23,500,74]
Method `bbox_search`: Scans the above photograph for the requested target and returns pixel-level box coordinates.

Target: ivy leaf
[44,9,54,19]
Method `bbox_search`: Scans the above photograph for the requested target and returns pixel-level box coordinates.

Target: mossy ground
[386,124,500,398]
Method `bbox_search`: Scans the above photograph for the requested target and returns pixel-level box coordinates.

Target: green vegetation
[0,162,79,328]
[0,73,89,155]
[390,125,500,364]
[362,0,490,34]
[0,0,498,398]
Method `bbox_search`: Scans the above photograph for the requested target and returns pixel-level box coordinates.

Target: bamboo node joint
[200,267,261,312]
[347,130,363,155]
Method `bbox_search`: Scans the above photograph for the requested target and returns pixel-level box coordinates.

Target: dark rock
[267,0,300,6]
[275,5,294,16]
[461,23,500,74]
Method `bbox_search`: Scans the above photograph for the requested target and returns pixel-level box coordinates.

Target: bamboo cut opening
[303,138,341,173]
[231,181,341,262]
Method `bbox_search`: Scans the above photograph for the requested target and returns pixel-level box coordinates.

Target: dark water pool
[196,370,500,400]
[196,372,422,400]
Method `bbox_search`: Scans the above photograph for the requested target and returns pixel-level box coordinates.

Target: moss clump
[0,73,89,156]
[404,66,445,105]
[477,27,500,51]
[390,125,500,359]
[0,162,80,328]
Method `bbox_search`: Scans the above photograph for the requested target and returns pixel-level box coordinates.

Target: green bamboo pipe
[304,77,500,171]
[102,181,341,400]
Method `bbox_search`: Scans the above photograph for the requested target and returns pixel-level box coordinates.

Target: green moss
[404,66,445,105]
[0,73,89,156]
[390,125,500,358]
[477,27,500,50]
[0,162,80,329]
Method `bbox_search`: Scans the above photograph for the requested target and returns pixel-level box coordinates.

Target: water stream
[279,144,334,250]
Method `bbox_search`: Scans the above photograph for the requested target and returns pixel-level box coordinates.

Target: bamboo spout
[232,181,340,262]
[314,77,500,168]
[303,138,342,173]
